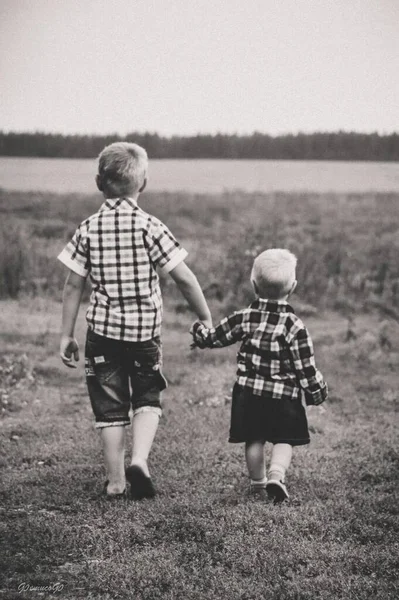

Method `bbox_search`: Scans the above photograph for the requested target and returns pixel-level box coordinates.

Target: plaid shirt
[58,197,187,341]
[191,299,327,405]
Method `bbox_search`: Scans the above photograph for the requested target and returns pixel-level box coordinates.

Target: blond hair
[97,142,148,197]
[251,248,297,299]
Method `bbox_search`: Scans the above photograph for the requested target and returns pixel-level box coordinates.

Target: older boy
[58,142,212,499]
[191,249,327,503]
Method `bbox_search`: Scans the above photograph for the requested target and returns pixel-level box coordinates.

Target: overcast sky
[1,0,398,136]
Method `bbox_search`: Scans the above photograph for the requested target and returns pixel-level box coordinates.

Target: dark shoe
[103,480,126,499]
[125,465,156,500]
[266,479,289,504]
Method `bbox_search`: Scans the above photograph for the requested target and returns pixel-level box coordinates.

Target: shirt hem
[87,323,162,343]
[235,381,301,400]
[229,436,310,445]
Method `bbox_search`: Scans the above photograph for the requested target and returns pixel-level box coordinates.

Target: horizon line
[1,129,398,138]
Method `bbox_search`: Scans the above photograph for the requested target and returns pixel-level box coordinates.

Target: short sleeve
[146,219,188,273]
[57,223,90,277]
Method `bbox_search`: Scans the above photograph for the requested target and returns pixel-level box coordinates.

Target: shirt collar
[251,297,295,314]
[99,197,138,212]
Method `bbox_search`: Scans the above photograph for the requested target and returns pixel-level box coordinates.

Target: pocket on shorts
[85,331,122,383]
[130,339,167,394]
[135,369,168,392]
[132,338,162,372]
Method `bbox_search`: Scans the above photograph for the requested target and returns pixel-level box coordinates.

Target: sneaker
[249,478,267,498]
[125,465,156,500]
[250,480,267,491]
[266,479,289,503]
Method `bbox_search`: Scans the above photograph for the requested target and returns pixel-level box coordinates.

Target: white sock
[250,476,267,488]
[268,466,286,483]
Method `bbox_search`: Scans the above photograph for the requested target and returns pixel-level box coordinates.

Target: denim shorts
[85,328,167,429]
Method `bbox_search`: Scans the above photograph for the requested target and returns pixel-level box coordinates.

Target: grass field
[0,190,399,599]
[1,188,399,313]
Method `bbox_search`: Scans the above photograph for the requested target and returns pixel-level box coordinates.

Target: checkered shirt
[191,299,328,405]
[58,197,187,341]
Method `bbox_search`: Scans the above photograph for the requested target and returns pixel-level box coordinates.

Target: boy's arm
[290,326,328,405]
[190,312,245,349]
[169,262,212,327]
[143,220,211,325]
[60,270,87,368]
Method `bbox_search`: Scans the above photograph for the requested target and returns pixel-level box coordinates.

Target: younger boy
[58,142,212,499]
[191,248,327,503]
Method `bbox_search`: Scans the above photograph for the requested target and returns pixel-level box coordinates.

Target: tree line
[0,130,398,161]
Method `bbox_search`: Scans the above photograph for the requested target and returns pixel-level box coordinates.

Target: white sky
[1,0,398,136]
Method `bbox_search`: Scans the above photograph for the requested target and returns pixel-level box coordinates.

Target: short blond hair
[251,248,297,299]
[97,142,148,197]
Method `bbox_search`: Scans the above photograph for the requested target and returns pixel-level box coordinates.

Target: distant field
[1,157,399,193]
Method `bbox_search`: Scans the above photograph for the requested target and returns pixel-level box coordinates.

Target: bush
[217,193,399,313]
[0,219,30,298]
[0,352,35,414]
[30,218,70,239]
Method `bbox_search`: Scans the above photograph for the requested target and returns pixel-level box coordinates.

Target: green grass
[0,299,398,599]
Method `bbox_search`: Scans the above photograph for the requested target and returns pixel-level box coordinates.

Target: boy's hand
[304,385,327,406]
[189,320,209,350]
[60,336,80,368]
[200,317,213,329]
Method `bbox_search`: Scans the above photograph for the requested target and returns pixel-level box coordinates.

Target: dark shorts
[85,329,167,429]
[229,383,310,445]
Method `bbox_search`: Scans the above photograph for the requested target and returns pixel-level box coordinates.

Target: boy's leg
[125,407,161,499]
[100,426,126,494]
[245,440,267,489]
[268,443,293,482]
[126,337,166,499]
[85,329,131,496]
[130,408,161,476]
[266,443,293,502]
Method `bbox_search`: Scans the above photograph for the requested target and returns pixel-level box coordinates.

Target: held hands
[200,317,213,329]
[304,386,327,406]
[60,335,80,368]
[190,328,199,350]
[190,319,211,350]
